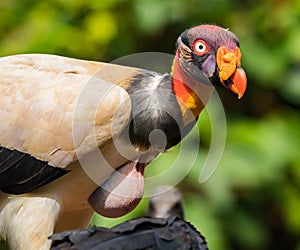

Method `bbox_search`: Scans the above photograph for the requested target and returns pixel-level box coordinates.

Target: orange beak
[217,46,247,99]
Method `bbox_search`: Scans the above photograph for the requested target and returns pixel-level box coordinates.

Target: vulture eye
[193,39,210,56]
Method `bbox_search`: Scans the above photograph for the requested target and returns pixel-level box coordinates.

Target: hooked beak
[225,67,247,99]
[217,46,247,99]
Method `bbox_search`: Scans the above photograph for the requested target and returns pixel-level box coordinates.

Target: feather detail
[0,54,134,168]
[0,147,68,195]
[0,197,60,250]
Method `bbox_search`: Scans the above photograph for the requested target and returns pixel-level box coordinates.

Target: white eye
[193,39,209,56]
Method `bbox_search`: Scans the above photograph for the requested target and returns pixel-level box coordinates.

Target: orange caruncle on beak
[217,46,247,99]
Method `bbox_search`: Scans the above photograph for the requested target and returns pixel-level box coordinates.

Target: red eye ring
[193,39,210,56]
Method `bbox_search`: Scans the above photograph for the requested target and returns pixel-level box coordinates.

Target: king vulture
[0,24,247,250]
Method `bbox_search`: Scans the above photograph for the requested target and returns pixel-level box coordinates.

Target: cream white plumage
[0,54,136,166]
[0,54,144,249]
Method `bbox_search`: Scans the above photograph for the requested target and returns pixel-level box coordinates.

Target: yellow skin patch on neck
[217,46,241,82]
[174,92,204,126]
[183,92,203,117]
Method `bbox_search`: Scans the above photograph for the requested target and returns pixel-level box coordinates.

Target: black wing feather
[0,146,69,194]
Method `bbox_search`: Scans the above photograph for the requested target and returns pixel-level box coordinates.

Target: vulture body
[0,25,247,250]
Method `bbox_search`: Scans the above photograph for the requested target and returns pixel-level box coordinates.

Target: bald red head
[191,24,223,31]
[174,24,247,99]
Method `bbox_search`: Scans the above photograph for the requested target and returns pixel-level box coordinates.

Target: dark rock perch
[50,216,208,250]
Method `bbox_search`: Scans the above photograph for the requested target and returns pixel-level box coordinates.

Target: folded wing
[0,54,138,194]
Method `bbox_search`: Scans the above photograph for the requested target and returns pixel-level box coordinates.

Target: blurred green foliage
[0,0,300,249]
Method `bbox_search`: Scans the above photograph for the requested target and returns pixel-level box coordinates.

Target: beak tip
[229,67,247,99]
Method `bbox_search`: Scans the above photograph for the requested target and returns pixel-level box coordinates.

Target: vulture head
[174,24,247,99]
